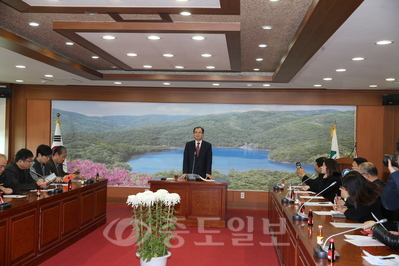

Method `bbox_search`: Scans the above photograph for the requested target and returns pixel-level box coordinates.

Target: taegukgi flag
[330,125,340,159]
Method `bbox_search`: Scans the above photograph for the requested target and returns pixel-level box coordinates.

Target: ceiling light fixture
[314,84,322,87]
[29,22,39,27]
[44,74,53,78]
[102,35,116,40]
[376,40,393,45]
[92,56,99,59]
[65,42,74,45]
[336,69,346,72]
[127,53,137,57]
[263,84,270,87]
[212,83,220,86]
[262,26,273,30]
[163,54,174,57]
[175,66,184,69]
[323,78,332,81]
[148,36,160,40]
[269,0,279,1]
[352,57,365,61]
[258,44,267,48]
[16,65,26,69]
[206,66,215,69]
[163,83,171,85]
[114,82,122,85]
[386,78,395,81]
[192,36,205,41]
[201,54,212,57]
[254,68,259,71]
[16,80,24,83]
[369,85,378,87]
[180,12,191,16]
[85,12,98,15]
[247,84,252,87]
[256,58,263,61]
[143,65,152,68]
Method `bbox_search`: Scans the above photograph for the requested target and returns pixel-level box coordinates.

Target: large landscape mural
[52,101,356,190]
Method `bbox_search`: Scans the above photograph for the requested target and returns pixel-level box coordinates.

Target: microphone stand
[187,152,196,181]
[281,183,295,203]
[293,181,337,221]
[273,176,287,190]
[314,218,388,259]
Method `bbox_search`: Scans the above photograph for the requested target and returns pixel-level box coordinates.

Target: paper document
[344,235,385,247]
[304,202,333,206]
[362,250,399,265]
[313,211,333,216]
[3,195,27,198]
[330,222,363,228]
[295,191,315,194]
[300,196,324,199]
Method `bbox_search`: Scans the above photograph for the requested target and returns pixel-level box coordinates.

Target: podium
[149,178,228,227]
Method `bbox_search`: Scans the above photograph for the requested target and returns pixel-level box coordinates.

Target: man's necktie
[196,142,200,157]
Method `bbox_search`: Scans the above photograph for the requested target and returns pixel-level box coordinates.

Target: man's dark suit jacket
[183,140,212,179]
[47,158,68,177]
[3,162,37,192]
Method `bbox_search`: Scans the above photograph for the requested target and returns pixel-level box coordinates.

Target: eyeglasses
[194,131,203,134]
[23,160,33,163]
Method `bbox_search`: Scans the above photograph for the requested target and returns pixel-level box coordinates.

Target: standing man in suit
[181,127,214,180]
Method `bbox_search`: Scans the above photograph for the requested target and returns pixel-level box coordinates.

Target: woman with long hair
[318,158,341,202]
[336,171,383,222]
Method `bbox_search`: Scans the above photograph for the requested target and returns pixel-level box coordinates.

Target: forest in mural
[52,102,355,190]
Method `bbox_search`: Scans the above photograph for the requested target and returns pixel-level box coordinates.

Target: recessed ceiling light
[111,66,117,69]
[175,66,184,69]
[114,82,122,85]
[180,11,191,16]
[352,57,365,61]
[102,35,116,40]
[163,54,174,57]
[65,42,74,45]
[143,65,152,68]
[369,85,378,87]
[29,22,39,27]
[247,84,252,87]
[163,83,171,85]
[212,83,220,86]
[16,65,26,69]
[254,68,260,71]
[386,78,395,81]
[262,26,273,30]
[256,58,263,61]
[336,69,346,72]
[148,36,160,40]
[269,0,279,1]
[201,54,212,57]
[206,66,215,69]
[323,78,332,81]
[92,56,99,59]
[314,84,322,87]
[127,53,137,57]
[176,0,189,1]
[85,12,98,15]
[263,84,270,87]
[44,74,53,78]
[192,36,205,41]
[258,44,267,48]
[376,40,393,45]
[16,80,24,83]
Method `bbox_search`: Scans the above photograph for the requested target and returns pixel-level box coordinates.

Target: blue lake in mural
[127,147,315,175]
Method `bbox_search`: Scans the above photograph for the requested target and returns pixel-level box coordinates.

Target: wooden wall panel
[26,100,51,153]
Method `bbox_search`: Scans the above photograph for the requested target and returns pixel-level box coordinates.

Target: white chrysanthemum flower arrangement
[127,189,181,263]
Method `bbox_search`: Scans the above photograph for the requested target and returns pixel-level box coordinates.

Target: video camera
[383,154,399,168]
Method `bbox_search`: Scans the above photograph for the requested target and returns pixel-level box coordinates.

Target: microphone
[187,151,196,181]
[30,168,43,178]
[314,218,388,259]
[295,173,316,187]
[293,181,337,221]
[281,183,295,203]
[273,176,287,190]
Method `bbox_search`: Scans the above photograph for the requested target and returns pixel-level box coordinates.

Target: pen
[380,257,395,260]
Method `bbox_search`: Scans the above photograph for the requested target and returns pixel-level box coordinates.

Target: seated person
[351,157,368,172]
[3,149,48,192]
[382,159,399,211]
[47,146,78,180]
[335,171,384,222]
[30,144,63,183]
[318,158,342,203]
[0,154,13,194]
[364,221,399,250]
[359,162,385,189]
[297,157,327,192]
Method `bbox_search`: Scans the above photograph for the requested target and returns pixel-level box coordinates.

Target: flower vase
[136,252,171,266]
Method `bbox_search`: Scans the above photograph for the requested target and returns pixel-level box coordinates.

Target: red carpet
[40,206,279,266]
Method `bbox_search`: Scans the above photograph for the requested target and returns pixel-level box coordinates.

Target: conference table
[269,185,399,266]
[148,178,228,227]
[0,179,107,266]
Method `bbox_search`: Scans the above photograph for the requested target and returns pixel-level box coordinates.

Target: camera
[383,154,399,168]
[296,162,302,169]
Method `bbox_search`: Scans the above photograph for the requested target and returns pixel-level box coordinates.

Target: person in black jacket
[3,149,49,192]
[0,154,13,194]
[181,127,213,180]
[369,224,399,250]
[335,171,384,222]
[297,157,327,192]
[318,158,341,202]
